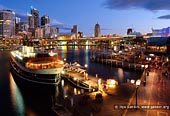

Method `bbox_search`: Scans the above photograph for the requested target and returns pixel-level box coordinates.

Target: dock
[91,57,144,71]
[61,62,99,91]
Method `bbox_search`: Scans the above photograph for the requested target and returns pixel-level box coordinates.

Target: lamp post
[84,64,88,80]
[130,79,141,110]
[141,64,148,86]
[64,58,66,62]
[145,64,148,76]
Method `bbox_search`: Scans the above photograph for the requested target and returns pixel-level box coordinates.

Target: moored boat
[10,37,64,89]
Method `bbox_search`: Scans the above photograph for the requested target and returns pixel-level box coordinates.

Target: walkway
[124,70,170,116]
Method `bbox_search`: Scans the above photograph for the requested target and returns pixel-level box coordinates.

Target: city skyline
[1,0,170,36]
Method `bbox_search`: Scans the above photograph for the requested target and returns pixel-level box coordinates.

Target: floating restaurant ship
[10,36,64,86]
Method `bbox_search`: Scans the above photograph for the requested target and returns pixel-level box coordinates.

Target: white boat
[10,37,64,87]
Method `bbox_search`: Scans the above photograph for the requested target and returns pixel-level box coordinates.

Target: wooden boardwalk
[91,57,144,71]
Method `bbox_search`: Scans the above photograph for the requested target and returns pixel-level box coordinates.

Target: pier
[61,62,99,91]
[91,58,144,70]
[90,50,145,71]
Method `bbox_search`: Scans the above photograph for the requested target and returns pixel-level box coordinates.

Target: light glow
[130,79,135,84]
[136,80,141,86]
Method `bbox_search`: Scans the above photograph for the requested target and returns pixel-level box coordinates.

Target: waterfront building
[126,28,142,37]
[146,37,170,54]
[0,10,15,38]
[94,23,101,37]
[41,15,50,26]
[152,27,170,37]
[57,32,76,40]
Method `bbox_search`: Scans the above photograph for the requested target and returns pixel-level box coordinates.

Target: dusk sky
[1,0,170,36]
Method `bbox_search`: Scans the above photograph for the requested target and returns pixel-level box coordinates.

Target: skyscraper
[0,10,15,38]
[41,15,50,26]
[28,14,35,36]
[15,17,20,34]
[71,25,78,34]
[31,8,39,28]
[94,23,100,37]
[19,22,29,32]
[28,14,34,29]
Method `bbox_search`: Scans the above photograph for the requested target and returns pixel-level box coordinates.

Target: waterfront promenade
[124,70,170,116]
[62,66,170,116]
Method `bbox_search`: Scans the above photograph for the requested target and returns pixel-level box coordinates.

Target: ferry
[10,37,64,87]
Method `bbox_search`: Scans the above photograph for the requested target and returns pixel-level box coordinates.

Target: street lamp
[63,58,66,64]
[130,79,141,110]
[84,64,88,80]
[84,64,88,68]
[64,58,66,62]
[142,64,148,86]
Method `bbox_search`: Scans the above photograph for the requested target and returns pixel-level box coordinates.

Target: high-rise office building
[94,23,100,37]
[56,27,59,34]
[41,15,50,26]
[0,10,15,38]
[35,27,43,38]
[28,14,34,29]
[28,14,35,36]
[15,17,21,34]
[43,25,51,38]
[19,22,29,32]
[31,8,39,28]
[71,25,78,34]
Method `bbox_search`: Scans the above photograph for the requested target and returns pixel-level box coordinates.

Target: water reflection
[74,88,77,95]
[58,46,142,82]
[9,73,25,116]
[60,46,67,59]
[85,45,89,66]
[118,68,124,83]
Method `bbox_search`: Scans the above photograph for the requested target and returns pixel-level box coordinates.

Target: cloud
[103,0,170,11]
[158,14,170,19]
[50,19,63,25]
[51,19,72,30]
[101,28,112,30]
[52,24,72,30]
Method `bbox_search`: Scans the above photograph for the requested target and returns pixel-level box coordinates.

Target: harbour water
[0,46,142,116]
